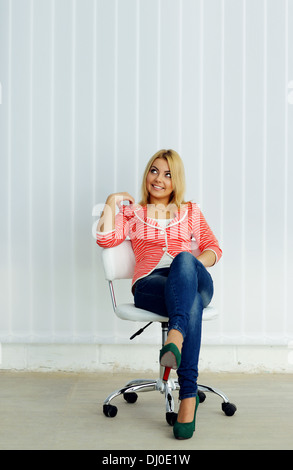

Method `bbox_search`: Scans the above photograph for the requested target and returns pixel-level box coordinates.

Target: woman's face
[146,157,173,205]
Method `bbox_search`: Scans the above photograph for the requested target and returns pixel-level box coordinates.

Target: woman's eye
[150,168,171,178]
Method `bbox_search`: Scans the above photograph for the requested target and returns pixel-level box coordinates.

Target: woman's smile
[152,184,165,191]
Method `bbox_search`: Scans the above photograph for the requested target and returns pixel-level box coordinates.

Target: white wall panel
[8,0,32,339]
[0,0,11,339]
[222,0,244,341]
[287,0,293,342]
[265,0,287,342]
[0,0,292,346]
[180,0,201,203]
[243,0,265,343]
[137,0,160,181]
[31,0,53,339]
[116,0,138,198]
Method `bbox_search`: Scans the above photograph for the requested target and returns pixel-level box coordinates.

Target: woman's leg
[134,268,169,315]
[164,252,213,426]
[165,252,213,400]
[165,252,213,338]
[134,253,213,421]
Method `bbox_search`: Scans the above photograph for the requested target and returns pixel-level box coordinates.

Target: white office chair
[100,240,236,424]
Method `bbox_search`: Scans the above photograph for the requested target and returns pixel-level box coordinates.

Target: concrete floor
[0,370,292,450]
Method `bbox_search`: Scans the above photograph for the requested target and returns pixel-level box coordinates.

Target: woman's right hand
[106,192,135,208]
[97,192,135,233]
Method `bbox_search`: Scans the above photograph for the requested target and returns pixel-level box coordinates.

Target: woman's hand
[106,192,135,208]
[97,192,135,233]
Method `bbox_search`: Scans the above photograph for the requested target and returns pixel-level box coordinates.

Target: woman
[96,149,222,440]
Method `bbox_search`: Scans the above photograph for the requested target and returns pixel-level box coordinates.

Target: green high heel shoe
[173,395,199,440]
[159,343,181,370]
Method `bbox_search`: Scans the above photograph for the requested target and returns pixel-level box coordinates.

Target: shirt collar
[134,204,188,228]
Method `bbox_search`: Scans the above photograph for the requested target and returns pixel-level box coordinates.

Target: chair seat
[115,303,218,323]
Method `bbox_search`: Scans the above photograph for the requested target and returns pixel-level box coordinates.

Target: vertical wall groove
[7,0,12,340]
[71,0,76,337]
[219,0,225,342]
[91,0,98,336]
[283,0,289,338]
[262,0,267,339]
[113,0,118,193]
[156,0,161,149]
[198,0,204,206]
[28,0,34,338]
[178,0,183,155]
[135,0,140,199]
[50,0,55,336]
[241,0,246,339]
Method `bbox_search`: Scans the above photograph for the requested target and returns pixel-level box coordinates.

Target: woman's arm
[190,203,222,265]
[196,250,216,268]
[97,192,135,233]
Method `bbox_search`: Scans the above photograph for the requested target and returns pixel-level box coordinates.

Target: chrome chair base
[102,322,237,421]
[103,376,178,420]
[103,375,236,421]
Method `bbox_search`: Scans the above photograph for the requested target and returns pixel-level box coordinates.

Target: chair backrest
[102,240,135,281]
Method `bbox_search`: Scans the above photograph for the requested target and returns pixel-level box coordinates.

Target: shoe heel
[162,366,171,382]
[159,343,181,370]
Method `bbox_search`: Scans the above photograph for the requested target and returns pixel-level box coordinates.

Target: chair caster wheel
[123,392,138,403]
[222,402,237,416]
[103,404,118,418]
[198,391,206,403]
[166,412,178,426]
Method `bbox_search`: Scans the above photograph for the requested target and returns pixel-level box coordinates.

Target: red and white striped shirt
[96,202,222,287]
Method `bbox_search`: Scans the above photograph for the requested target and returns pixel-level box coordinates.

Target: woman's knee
[172,251,200,275]
[168,252,199,293]
[173,251,196,267]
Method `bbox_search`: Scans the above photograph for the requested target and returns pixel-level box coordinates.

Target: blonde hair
[139,149,186,207]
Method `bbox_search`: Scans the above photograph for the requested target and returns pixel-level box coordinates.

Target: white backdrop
[0,0,293,347]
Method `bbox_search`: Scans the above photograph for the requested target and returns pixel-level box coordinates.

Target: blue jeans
[134,251,214,400]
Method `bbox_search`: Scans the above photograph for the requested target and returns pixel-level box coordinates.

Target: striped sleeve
[191,204,222,263]
[96,205,131,248]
